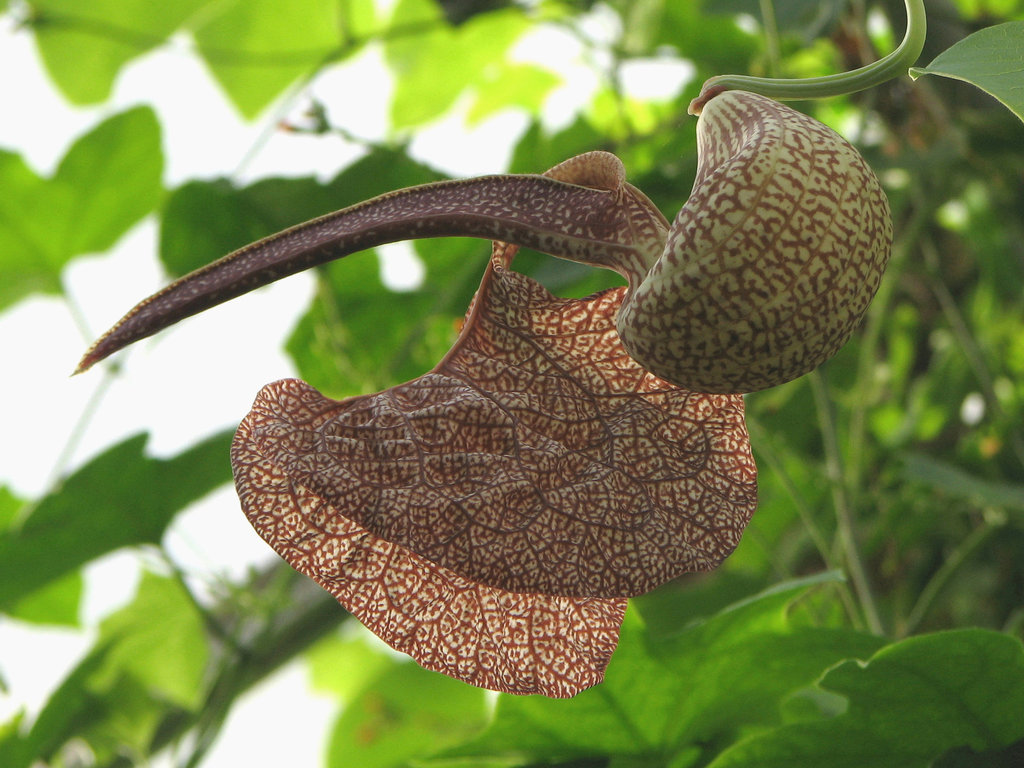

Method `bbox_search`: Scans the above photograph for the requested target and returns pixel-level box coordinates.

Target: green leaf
[442,573,882,766]
[0,486,23,530]
[0,712,29,768]
[709,630,1024,768]
[610,0,754,69]
[1,491,84,626]
[28,0,208,104]
[0,152,50,305]
[93,569,210,710]
[7,645,113,768]
[75,675,168,762]
[7,570,83,627]
[306,632,395,701]
[633,570,768,638]
[934,737,1024,767]
[384,0,529,128]
[910,22,1024,123]
[508,116,608,175]
[191,0,346,119]
[46,107,162,256]
[0,107,163,310]
[903,453,1024,512]
[326,660,489,768]
[5,571,210,765]
[0,431,232,614]
[160,178,301,276]
[466,63,562,124]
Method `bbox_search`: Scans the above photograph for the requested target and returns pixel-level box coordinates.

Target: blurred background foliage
[2,0,1024,766]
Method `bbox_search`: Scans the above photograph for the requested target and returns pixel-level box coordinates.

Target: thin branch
[920,235,1024,470]
[810,369,885,635]
[758,0,782,78]
[903,519,999,636]
[845,197,933,494]
[745,417,829,559]
[101,565,347,768]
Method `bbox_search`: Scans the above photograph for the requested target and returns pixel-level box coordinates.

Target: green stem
[745,416,834,568]
[920,235,1024,470]
[689,0,926,112]
[903,520,999,636]
[104,566,346,768]
[845,197,931,494]
[745,413,864,625]
[758,0,782,78]
[17,290,117,524]
[809,370,885,635]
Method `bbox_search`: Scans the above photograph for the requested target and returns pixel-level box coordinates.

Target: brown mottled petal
[239,244,757,598]
[76,152,667,374]
[233,394,626,698]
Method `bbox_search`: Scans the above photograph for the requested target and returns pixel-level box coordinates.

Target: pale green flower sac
[617,90,893,394]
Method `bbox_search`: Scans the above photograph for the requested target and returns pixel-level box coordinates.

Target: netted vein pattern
[232,243,756,694]
[238,253,756,599]
[233,406,626,698]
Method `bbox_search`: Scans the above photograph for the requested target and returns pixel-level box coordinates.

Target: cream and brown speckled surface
[619,91,893,392]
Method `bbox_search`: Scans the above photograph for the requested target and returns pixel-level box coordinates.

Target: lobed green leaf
[28,0,208,104]
[92,569,210,710]
[0,572,211,765]
[326,660,489,768]
[384,0,529,129]
[0,107,163,310]
[903,453,1024,514]
[0,646,112,768]
[0,430,232,614]
[709,630,1024,767]
[191,0,346,119]
[440,574,881,766]
[467,64,562,124]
